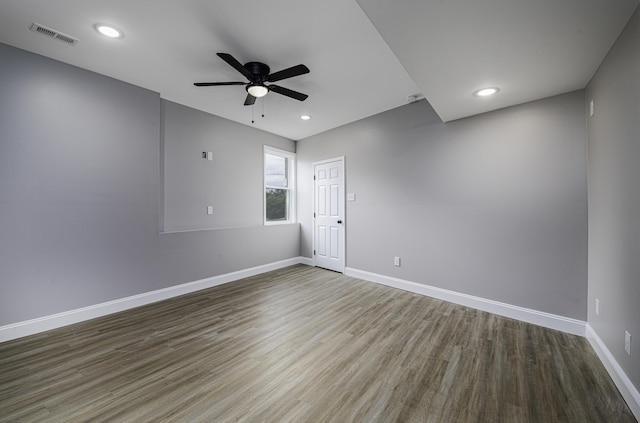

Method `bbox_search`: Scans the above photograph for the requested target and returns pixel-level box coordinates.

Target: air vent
[29,23,79,46]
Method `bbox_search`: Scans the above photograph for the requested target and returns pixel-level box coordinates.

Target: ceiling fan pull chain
[251,104,255,124]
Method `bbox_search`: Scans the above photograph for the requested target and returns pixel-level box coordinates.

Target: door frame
[312,156,346,273]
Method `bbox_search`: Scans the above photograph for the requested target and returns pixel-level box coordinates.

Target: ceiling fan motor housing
[244,62,270,81]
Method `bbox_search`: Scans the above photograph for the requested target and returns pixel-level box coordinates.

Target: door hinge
[313,212,316,218]
[313,250,316,255]
[313,175,316,180]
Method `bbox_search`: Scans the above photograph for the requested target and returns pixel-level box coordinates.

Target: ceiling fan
[194,53,310,106]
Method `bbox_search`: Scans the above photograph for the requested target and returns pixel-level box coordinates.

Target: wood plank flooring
[0,265,635,422]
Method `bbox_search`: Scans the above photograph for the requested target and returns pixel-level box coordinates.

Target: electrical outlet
[595,298,600,316]
[589,100,594,117]
[207,206,213,215]
[625,331,631,355]
[394,256,401,267]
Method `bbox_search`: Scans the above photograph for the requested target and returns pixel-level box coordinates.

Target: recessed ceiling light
[300,115,311,120]
[473,87,500,97]
[95,24,123,39]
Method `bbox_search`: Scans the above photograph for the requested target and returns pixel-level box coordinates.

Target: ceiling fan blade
[269,85,308,101]
[244,93,257,106]
[267,64,310,83]
[217,53,254,81]
[194,82,247,86]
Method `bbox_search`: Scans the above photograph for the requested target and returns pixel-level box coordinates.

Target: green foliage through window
[266,189,288,221]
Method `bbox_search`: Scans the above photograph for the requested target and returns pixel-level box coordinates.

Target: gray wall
[297,91,588,319]
[0,43,299,326]
[163,101,294,232]
[586,6,640,391]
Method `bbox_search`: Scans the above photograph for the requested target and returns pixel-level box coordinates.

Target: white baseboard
[586,325,640,420]
[0,257,309,343]
[298,256,314,266]
[345,267,587,336]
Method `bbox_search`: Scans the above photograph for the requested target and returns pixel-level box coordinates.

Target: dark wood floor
[0,265,635,422]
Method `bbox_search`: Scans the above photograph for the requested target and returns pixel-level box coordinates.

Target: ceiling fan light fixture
[247,84,268,98]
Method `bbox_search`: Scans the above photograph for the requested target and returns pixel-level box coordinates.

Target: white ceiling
[357,0,639,122]
[0,0,637,140]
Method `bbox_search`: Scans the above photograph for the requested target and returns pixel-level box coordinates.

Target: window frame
[263,146,296,225]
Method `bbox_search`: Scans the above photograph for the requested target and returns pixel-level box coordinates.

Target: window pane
[265,188,288,221]
[264,146,295,225]
[265,153,288,187]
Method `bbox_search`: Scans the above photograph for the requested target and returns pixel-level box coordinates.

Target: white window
[264,146,296,224]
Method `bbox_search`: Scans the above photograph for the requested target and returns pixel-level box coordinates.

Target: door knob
[337,220,342,224]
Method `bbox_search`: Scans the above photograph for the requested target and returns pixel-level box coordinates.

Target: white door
[313,158,345,273]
